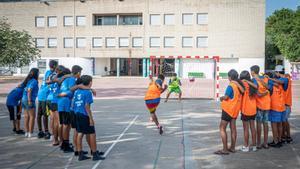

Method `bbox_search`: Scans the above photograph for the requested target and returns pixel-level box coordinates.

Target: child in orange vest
[283,73,293,143]
[215,69,245,155]
[250,65,270,149]
[144,74,167,135]
[239,71,258,152]
[267,65,289,148]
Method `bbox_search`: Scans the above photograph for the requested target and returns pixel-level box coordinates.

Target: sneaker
[159,126,163,135]
[241,146,249,152]
[268,141,281,148]
[37,131,45,139]
[78,151,91,161]
[44,132,51,140]
[92,151,105,161]
[287,137,293,144]
[64,145,74,153]
[28,133,32,138]
[251,146,257,152]
[16,130,25,135]
[25,132,29,138]
[13,128,16,133]
[75,151,88,156]
[91,150,104,156]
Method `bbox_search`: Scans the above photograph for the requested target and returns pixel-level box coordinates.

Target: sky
[266,0,299,17]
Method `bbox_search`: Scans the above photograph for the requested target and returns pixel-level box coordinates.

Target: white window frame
[197,36,208,48]
[106,37,116,48]
[182,13,193,25]
[48,16,57,27]
[119,37,129,48]
[64,16,74,26]
[150,14,160,25]
[164,37,175,48]
[37,59,47,74]
[76,16,86,26]
[64,37,73,48]
[150,37,160,48]
[132,37,143,48]
[164,14,175,25]
[92,37,103,48]
[76,37,86,48]
[182,37,193,48]
[35,38,45,48]
[197,13,208,25]
[35,16,45,27]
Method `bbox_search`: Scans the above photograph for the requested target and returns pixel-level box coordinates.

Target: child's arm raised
[243,79,258,89]
[70,84,97,96]
[255,77,269,89]
[231,80,245,94]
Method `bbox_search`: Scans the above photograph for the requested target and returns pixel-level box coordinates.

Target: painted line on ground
[91,115,139,169]
[153,139,162,169]
[25,146,60,169]
[64,154,74,169]
[290,122,300,130]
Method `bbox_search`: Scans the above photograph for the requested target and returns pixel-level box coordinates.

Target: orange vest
[271,83,286,112]
[285,76,292,106]
[144,81,161,100]
[241,81,256,116]
[221,82,242,118]
[255,77,271,110]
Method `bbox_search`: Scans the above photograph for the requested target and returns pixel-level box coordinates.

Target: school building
[0,0,265,78]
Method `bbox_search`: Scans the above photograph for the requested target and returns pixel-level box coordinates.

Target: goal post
[149,55,220,101]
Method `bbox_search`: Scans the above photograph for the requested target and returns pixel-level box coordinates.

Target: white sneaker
[28,133,32,138]
[252,146,257,152]
[25,132,28,137]
[241,146,249,152]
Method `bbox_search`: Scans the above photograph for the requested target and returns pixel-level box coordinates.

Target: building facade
[0,0,265,78]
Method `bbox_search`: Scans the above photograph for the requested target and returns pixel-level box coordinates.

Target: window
[64,38,73,48]
[48,16,57,27]
[119,15,143,25]
[164,37,175,48]
[119,37,129,47]
[35,16,45,27]
[197,36,208,48]
[197,13,208,25]
[132,37,143,48]
[76,38,86,48]
[182,13,193,25]
[37,59,47,74]
[64,16,73,26]
[106,37,116,48]
[35,38,45,48]
[182,37,193,48]
[164,14,175,25]
[76,16,86,26]
[48,38,57,48]
[150,14,160,25]
[94,15,117,25]
[150,37,160,48]
[92,37,102,48]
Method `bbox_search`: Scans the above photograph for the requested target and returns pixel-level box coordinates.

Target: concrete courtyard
[0,77,299,169]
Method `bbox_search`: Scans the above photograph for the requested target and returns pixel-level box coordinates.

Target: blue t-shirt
[268,80,274,94]
[252,78,258,86]
[6,85,25,106]
[73,89,93,116]
[225,86,234,99]
[38,70,53,101]
[59,77,76,99]
[22,79,39,102]
[51,81,60,103]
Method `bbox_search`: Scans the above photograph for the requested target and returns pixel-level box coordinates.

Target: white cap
[275,65,284,72]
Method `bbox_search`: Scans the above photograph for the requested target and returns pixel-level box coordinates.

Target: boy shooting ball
[165,73,182,102]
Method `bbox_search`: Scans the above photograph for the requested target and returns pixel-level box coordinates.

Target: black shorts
[59,111,71,125]
[241,113,256,121]
[76,113,95,134]
[50,103,58,112]
[7,105,21,121]
[221,110,234,122]
[38,101,47,116]
[70,111,77,129]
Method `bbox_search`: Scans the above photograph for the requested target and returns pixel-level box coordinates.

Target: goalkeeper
[165,73,182,102]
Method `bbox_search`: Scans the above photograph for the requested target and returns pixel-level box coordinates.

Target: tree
[266,8,300,62]
[0,17,40,69]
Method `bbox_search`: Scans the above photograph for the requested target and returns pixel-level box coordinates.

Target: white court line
[0,115,8,119]
[64,155,74,169]
[91,115,139,169]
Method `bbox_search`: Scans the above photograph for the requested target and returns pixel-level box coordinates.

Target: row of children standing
[215,65,293,155]
[6,60,105,161]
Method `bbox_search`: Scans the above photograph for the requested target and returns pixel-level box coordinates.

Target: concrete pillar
[117,58,120,77]
[143,58,147,77]
[175,59,181,77]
